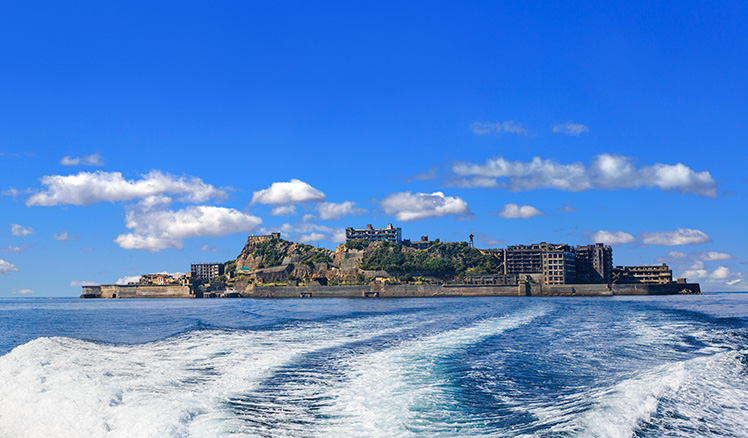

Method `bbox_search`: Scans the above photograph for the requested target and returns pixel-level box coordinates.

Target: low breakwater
[81,282,700,299]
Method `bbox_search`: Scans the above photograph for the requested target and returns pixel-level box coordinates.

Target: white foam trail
[315,306,550,438]
[518,348,748,438]
[0,314,417,438]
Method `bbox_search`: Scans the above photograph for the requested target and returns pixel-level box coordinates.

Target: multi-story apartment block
[541,245,577,285]
[575,243,613,284]
[346,224,402,243]
[612,264,673,284]
[504,243,546,274]
[191,263,225,282]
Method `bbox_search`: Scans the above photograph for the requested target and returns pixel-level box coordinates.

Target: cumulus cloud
[590,230,636,246]
[251,179,325,205]
[200,244,219,252]
[315,201,367,220]
[12,288,33,295]
[54,231,78,241]
[69,280,99,287]
[497,203,543,219]
[553,123,589,136]
[682,266,742,282]
[470,121,528,135]
[557,205,577,213]
[452,156,590,191]
[270,205,298,216]
[116,276,141,285]
[638,228,711,246]
[275,222,346,244]
[451,154,717,197]
[114,205,262,252]
[60,154,103,166]
[11,224,33,236]
[27,171,227,206]
[0,259,19,274]
[380,191,471,222]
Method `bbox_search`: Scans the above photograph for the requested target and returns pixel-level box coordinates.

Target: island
[81,224,700,299]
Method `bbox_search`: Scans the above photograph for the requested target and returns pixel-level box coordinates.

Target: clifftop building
[346,224,402,243]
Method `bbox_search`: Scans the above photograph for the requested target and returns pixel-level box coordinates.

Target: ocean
[1,294,747,437]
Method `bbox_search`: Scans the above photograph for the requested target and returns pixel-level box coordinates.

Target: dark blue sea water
[1,294,747,437]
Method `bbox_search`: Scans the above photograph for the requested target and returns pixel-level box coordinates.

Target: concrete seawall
[81,285,195,299]
[81,282,700,299]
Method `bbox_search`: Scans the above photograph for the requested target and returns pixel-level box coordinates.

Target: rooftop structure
[246,232,281,244]
[346,224,402,243]
[403,235,433,250]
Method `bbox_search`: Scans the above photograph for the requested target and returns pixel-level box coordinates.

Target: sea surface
[1,294,747,437]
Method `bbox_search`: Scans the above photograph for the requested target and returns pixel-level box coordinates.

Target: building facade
[402,235,433,250]
[191,263,225,282]
[542,245,577,285]
[612,264,673,284]
[346,224,402,243]
[575,243,613,284]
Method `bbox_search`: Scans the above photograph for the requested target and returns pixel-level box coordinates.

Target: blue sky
[1,1,747,295]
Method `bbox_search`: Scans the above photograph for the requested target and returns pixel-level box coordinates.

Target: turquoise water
[1,294,747,437]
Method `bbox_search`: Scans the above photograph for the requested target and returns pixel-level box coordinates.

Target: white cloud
[251,179,325,205]
[590,154,718,197]
[590,230,636,246]
[11,224,33,236]
[27,170,227,206]
[200,244,219,252]
[710,266,732,280]
[275,222,346,244]
[54,231,78,241]
[270,205,298,216]
[69,280,99,287]
[557,205,577,213]
[553,122,589,136]
[116,275,141,285]
[0,259,19,274]
[657,250,734,263]
[114,205,262,252]
[315,201,367,220]
[452,156,590,191]
[380,191,471,222]
[11,288,33,295]
[451,154,717,197]
[497,203,543,219]
[639,228,711,246]
[726,279,742,286]
[1,245,24,254]
[298,232,328,243]
[470,121,528,135]
[682,266,741,282]
[60,153,104,166]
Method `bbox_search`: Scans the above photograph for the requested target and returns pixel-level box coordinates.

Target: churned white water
[1,295,747,437]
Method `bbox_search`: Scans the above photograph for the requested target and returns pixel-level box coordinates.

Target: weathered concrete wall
[81,284,194,298]
[611,282,700,295]
[83,282,700,299]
